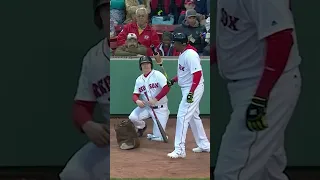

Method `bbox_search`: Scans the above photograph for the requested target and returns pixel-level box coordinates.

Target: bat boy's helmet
[139,56,153,70]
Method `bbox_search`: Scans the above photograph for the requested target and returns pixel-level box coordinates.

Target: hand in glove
[187,92,194,103]
[167,79,175,88]
[246,96,268,131]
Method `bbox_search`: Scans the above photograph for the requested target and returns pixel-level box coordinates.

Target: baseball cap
[184,0,195,5]
[127,33,137,40]
[186,9,197,17]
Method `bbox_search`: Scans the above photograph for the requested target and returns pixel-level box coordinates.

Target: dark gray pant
[215,67,301,180]
[59,142,110,180]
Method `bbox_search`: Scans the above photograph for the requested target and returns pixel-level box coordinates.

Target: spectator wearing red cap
[178,0,205,25]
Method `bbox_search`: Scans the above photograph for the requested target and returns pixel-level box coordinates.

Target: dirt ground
[110,117,211,179]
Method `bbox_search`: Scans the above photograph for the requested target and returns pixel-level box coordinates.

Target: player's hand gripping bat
[150,45,168,79]
[143,92,168,143]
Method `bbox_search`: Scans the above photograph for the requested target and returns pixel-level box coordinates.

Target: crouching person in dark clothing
[156,31,180,56]
[174,9,207,54]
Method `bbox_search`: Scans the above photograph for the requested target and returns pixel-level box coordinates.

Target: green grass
[110,178,210,180]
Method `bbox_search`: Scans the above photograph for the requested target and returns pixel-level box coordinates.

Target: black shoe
[137,124,147,137]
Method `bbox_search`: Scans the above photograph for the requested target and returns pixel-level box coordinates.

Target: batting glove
[245,96,268,131]
[167,79,175,87]
[187,92,194,103]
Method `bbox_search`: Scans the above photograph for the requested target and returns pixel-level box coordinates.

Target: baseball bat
[150,45,169,79]
[143,92,168,143]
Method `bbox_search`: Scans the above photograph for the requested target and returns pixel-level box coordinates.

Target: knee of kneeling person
[128,114,138,122]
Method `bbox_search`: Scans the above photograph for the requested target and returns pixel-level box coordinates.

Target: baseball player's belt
[114,119,140,150]
[151,105,164,109]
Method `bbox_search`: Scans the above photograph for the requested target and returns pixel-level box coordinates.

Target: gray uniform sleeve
[74,53,96,101]
[244,0,294,40]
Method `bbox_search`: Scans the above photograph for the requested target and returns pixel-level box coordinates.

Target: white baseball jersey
[74,38,110,121]
[177,49,204,88]
[216,0,301,80]
[133,70,168,105]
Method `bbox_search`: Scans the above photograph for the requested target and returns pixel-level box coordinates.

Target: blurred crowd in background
[110,0,210,56]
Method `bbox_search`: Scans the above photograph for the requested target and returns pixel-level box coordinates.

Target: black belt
[152,105,164,109]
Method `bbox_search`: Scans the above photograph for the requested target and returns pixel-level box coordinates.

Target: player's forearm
[255,29,293,98]
[132,93,140,103]
[73,100,96,132]
[172,76,178,82]
[189,71,202,93]
[155,85,170,100]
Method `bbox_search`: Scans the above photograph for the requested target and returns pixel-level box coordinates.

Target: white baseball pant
[174,83,210,154]
[129,103,169,138]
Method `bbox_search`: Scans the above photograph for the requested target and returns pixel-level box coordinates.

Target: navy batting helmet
[93,0,110,29]
[139,56,153,70]
[173,32,188,45]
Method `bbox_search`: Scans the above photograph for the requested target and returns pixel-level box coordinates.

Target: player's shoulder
[185,49,199,58]
[87,38,106,56]
[152,70,165,77]
[153,70,162,75]
[82,38,107,61]
[135,74,144,82]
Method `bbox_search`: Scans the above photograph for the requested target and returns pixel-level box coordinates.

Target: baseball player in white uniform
[59,0,110,179]
[129,56,170,141]
[214,0,301,179]
[167,32,210,158]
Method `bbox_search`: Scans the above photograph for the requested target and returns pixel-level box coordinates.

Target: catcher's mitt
[114,119,140,150]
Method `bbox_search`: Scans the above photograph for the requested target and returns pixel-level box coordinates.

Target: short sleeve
[156,71,168,88]
[133,78,140,94]
[186,51,202,74]
[74,53,96,101]
[245,0,294,40]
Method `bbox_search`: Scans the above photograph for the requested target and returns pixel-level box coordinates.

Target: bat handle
[150,45,159,56]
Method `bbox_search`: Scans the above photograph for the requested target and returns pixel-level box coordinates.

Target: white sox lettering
[220,8,239,31]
